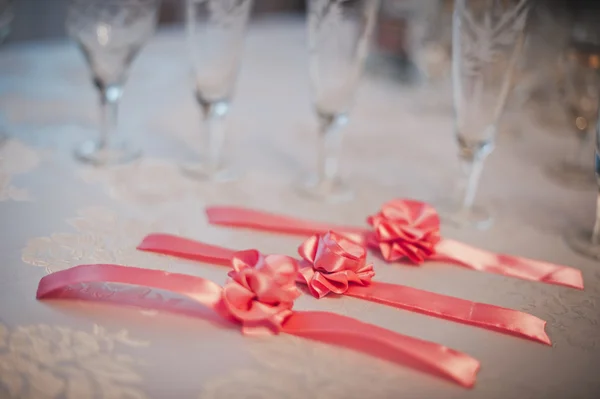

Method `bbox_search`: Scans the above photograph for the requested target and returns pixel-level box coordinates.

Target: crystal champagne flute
[565,57,600,258]
[0,0,12,45]
[67,0,160,165]
[441,0,531,228]
[298,0,381,202]
[546,19,600,189]
[565,95,600,259]
[182,0,253,182]
[0,0,13,145]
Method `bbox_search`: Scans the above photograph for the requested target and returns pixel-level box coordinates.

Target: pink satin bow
[298,231,375,298]
[37,258,481,388]
[138,232,552,345]
[204,199,584,289]
[366,199,441,263]
[223,251,301,334]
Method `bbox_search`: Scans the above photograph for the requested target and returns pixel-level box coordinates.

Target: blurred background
[6,0,308,43]
[3,0,600,195]
[4,0,592,45]
[4,0,593,81]
[2,0,596,79]
[6,0,305,42]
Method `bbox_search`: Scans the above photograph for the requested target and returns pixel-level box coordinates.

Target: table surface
[0,16,599,399]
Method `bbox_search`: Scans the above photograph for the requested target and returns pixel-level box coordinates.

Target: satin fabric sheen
[297,232,376,297]
[137,233,552,345]
[36,263,480,388]
[223,251,301,334]
[204,201,583,290]
[346,283,549,344]
[366,199,441,263]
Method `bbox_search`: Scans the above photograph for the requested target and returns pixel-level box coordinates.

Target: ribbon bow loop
[367,199,441,264]
[297,231,375,298]
[222,251,302,334]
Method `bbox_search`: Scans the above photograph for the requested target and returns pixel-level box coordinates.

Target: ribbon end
[540,331,552,346]
[522,315,553,346]
[542,268,584,290]
[36,280,47,299]
[137,233,236,266]
[460,360,481,389]
[204,206,222,224]
[530,317,552,346]
[137,233,182,255]
[531,318,552,346]
[435,348,480,388]
[136,233,163,252]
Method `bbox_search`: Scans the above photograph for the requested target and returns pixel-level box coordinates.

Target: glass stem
[592,188,600,245]
[198,97,229,174]
[458,151,486,210]
[317,112,348,185]
[0,111,6,143]
[97,81,122,150]
[575,130,592,169]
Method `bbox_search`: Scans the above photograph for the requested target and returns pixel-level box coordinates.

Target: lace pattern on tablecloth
[21,207,180,274]
[201,334,415,399]
[506,271,600,351]
[78,159,199,208]
[0,322,149,399]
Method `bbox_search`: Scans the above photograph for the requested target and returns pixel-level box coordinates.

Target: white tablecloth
[0,16,598,399]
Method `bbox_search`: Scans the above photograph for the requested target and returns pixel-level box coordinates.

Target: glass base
[295,175,353,203]
[545,162,596,190]
[74,139,141,166]
[181,163,239,183]
[437,200,493,230]
[565,227,600,260]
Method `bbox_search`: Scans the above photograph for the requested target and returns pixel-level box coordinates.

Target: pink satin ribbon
[37,263,480,388]
[138,232,551,345]
[204,200,583,290]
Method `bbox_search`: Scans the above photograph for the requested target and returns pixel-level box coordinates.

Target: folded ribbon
[204,199,583,289]
[138,231,551,345]
[37,254,480,388]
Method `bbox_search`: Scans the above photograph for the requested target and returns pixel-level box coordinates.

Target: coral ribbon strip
[138,233,551,345]
[204,205,583,290]
[37,264,480,388]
